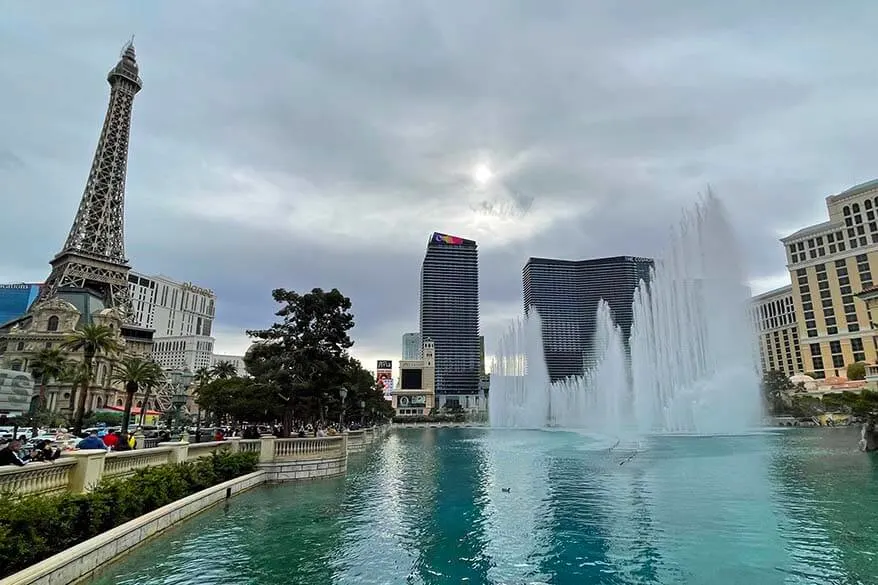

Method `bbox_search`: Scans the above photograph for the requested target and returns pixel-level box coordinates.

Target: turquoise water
[89,428,877,585]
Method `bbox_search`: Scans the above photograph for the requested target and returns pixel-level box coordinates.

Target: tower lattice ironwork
[38,43,143,321]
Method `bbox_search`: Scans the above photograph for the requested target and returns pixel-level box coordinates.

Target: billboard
[376,360,393,398]
[397,395,427,408]
[0,369,36,414]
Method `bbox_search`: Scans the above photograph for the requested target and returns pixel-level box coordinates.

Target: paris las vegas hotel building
[754,179,878,379]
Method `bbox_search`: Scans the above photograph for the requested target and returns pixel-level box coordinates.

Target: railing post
[259,435,276,464]
[68,449,108,494]
[133,429,146,450]
[159,441,190,465]
[227,437,241,453]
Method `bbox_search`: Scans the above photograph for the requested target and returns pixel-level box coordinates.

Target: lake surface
[89,427,878,584]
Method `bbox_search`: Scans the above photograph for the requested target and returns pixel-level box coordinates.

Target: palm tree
[192,367,214,439]
[29,348,70,409]
[62,323,121,434]
[211,360,237,379]
[63,361,90,414]
[28,348,71,434]
[113,355,164,433]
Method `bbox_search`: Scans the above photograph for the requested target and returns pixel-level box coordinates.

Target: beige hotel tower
[780,180,878,378]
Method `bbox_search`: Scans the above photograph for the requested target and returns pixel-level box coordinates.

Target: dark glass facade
[0,284,41,326]
[420,232,480,396]
[523,256,653,382]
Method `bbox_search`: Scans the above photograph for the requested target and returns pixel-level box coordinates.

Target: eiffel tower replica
[36,42,142,321]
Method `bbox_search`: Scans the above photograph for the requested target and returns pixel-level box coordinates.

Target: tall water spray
[489,193,761,434]
[629,195,760,434]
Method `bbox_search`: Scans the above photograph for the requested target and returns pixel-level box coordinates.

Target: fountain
[489,193,761,434]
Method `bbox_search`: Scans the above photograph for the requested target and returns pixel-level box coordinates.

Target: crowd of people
[0,437,63,467]
[0,427,141,467]
[0,420,371,467]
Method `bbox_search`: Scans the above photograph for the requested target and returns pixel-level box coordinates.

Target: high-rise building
[128,272,216,371]
[750,285,803,377]
[402,332,422,360]
[523,256,653,382]
[0,45,153,413]
[420,232,481,409]
[0,284,42,326]
[781,180,878,378]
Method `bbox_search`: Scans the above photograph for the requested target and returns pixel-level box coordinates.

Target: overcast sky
[2,1,877,370]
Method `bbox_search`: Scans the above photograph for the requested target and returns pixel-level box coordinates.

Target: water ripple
[88,428,878,585]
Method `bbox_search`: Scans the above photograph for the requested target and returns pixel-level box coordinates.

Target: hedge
[0,450,259,578]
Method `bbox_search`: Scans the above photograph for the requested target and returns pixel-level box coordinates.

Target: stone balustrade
[0,426,390,497]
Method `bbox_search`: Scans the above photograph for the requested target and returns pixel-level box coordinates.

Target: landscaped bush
[0,450,259,578]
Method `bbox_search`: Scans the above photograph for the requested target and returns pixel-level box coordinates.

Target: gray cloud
[3,0,878,362]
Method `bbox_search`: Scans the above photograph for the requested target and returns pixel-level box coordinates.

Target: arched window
[844,206,851,216]
[866,200,873,210]
[96,397,103,408]
[853,203,861,213]
[136,401,142,408]
[47,316,59,332]
[116,399,123,407]
[16,342,24,351]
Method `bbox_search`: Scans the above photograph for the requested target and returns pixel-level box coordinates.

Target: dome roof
[33,297,79,313]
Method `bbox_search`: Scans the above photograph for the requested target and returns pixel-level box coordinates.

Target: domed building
[0,288,153,414]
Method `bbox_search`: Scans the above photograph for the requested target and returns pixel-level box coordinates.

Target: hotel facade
[750,285,803,377]
[781,180,878,378]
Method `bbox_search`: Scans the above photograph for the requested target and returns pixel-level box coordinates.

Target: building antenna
[121,35,135,57]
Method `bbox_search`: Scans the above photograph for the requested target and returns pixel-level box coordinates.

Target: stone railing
[0,426,390,497]
[185,441,228,461]
[0,459,77,496]
[103,447,174,480]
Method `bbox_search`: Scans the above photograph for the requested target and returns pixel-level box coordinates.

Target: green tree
[246,287,355,435]
[28,348,71,434]
[761,369,793,415]
[211,360,238,379]
[195,377,275,425]
[847,362,867,380]
[113,356,164,433]
[62,323,121,434]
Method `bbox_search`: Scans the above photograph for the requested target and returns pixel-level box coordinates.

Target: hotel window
[829,341,844,369]
[852,338,866,363]
[811,344,824,370]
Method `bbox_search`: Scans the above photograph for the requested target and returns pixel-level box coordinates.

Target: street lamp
[172,390,187,437]
[359,400,366,426]
[339,387,348,428]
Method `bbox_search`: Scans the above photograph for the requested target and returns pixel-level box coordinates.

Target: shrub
[0,450,258,578]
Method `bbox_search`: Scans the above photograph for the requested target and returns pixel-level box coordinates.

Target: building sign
[376,360,394,398]
[0,369,35,413]
[397,395,427,408]
[433,232,464,245]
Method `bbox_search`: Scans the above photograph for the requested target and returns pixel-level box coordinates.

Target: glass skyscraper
[523,256,653,382]
[0,284,42,326]
[420,232,480,402]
